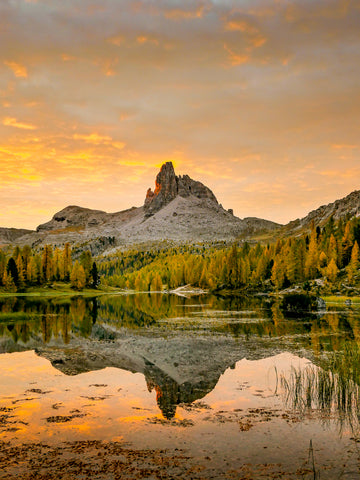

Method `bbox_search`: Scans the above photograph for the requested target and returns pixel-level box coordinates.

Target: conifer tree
[271,259,285,289]
[7,258,19,286]
[27,256,38,285]
[70,261,86,290]
[80,250,92,286]
[228,244,240,287]
[53,248,61,281]
[3,269,16,292]
[342,221,354,267]
[21,245,32,272]
[326,258,339,283]
[90,262,100,289]
[16,255,25,290]
[151,273,162,291]
[41,245,53,282]
[12,246,20,261]
[305,227,318,279]
[61,243,72,281]
[347,241,360,285]
[328,234,338,265]
[0,250,6,286]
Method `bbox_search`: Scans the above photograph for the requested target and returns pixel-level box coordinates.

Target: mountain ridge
[2,162,360,251]
[7,162,280,251]
[281,189,360,236]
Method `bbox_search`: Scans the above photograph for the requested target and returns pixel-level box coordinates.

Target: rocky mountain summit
[6,162,280,251]
[144,162,218,216]
[2,162,360,252]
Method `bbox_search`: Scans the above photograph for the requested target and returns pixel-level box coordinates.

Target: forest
[0,243,99,292]
[1,214,360,295]
[99,215,360,294]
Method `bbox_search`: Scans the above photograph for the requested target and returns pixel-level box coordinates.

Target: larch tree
[61,243,72,281]
[342,221,354,267]
[326,258,339,283]
[305,228,319,279]
[41,245,53,283]
[3,269,16,292]
[80,250,92,286]
[70,261,86,290]
[347,241,360,285]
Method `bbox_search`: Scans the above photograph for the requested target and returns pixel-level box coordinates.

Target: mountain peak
[144,162,218,216]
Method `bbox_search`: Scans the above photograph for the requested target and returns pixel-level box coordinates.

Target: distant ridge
[0,227,33,246]
[283,189,360,235]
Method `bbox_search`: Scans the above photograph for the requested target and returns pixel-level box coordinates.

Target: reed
[281,345,360,432]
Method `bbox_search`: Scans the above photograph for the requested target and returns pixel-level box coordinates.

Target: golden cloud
[164,4,209,20]
[3,117,37,130]
[223,44,250,66]
[137,36,159,46]
[107,35,125,47]
[4,61,28,78]
[73,133,125,150]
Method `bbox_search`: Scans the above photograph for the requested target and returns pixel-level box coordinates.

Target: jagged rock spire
[144,162,218,216]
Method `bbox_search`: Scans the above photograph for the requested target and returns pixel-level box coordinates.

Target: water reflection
[0,293,360,421]
[281,343,360,436]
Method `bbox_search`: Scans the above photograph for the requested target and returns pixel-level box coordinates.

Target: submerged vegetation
[281,344,360,433]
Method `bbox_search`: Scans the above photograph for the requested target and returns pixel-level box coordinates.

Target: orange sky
[1,0,360,229]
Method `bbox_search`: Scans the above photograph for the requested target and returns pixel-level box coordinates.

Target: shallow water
[0,293,360,478]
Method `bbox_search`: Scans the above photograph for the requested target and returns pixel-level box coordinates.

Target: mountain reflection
[1,293,360,419]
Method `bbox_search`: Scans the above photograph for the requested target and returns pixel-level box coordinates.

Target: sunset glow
[1,0,359,228]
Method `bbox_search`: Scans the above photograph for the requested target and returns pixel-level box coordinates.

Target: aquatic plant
[281,345,360,432]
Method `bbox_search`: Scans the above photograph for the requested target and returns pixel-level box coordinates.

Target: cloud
[331,144,359,150]
[73,133,113,144]
[164,3,210,20]
[137,35,159,46]
[4,61,28,78]
[107,35,125,47]
[0,0,359,227]
[73,133,125,149]
[223,43,250,66]
[3,117,37,130]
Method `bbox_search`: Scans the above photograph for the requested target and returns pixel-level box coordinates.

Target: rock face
[144,162,218,216]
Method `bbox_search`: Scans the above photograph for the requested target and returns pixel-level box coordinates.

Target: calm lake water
[0,293,360,479]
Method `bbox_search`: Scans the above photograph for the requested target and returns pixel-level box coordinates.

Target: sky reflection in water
[0,293,360,478]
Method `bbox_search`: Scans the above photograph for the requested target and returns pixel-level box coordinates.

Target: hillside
[0,227,34,247]
[282,190,360,236]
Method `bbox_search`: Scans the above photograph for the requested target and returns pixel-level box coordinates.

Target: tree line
[0,243,99,292]
[99,215,360,292]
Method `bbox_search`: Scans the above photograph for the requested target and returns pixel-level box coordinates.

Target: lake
[0,293,359,479]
